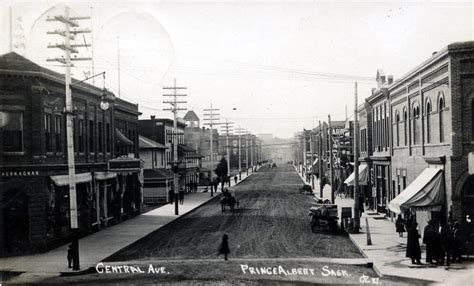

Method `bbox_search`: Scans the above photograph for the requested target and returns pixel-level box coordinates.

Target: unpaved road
[43,165,423,285]
[107,164,362,261]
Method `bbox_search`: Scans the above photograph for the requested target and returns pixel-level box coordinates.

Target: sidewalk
[294,166,474,284]
[0,168,255,280]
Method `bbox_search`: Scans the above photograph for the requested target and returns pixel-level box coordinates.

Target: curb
[100,170,258,263]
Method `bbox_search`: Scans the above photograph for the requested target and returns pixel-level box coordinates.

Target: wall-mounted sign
[1,170,41,177]
[108,157,143,173]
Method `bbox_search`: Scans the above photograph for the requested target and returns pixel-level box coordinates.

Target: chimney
[150,115,155,120]
[387,75,393,85]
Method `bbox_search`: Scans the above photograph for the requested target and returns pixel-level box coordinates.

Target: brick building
[139,117,201,189]
[384,42,474,232]
[0,52,143,256]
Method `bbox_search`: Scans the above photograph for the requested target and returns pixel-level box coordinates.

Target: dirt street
[42,164,427,284]
[107,164,362,261]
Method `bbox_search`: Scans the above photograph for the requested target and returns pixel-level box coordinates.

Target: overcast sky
[1,0,472,138]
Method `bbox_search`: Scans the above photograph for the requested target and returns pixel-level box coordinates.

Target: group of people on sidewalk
[396,214,472,266]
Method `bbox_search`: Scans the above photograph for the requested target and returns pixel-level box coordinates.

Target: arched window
[374,108,378,151]
[403,108,408,146]
[439,93,445,142]
[395,111,400,146]
[412,103,420,145]
[426,99,432,143]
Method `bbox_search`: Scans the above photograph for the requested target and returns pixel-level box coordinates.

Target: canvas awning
[344,163,368,186]
[50,173,92,186]
[94,171,117,180]
[115,128,133,146]
[388,168,444,214]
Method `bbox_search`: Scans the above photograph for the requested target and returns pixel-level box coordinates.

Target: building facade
[0,52,142,256]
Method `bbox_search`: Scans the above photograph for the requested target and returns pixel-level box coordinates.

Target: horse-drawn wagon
[308,200,338,233]
[220,189,239,212]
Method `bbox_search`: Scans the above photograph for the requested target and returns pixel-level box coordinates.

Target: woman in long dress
[406,222,422,265]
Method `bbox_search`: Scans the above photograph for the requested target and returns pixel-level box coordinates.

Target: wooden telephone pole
[46,5,91,271]
[329,115,335,204]
[221,119,233,185]
[354,82,360,232]
[203,103,220,196]
[163,79,187,215]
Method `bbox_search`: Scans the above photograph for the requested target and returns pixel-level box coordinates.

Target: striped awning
[388,168,444,214]
[344,163,368,186]
[50,173,92,186]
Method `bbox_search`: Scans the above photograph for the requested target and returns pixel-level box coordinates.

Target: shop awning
[143,169,174,180]
[51,172,92,186]
[388,168,444,214]
[344,164,368,186]
[115,128,133,146]
[94,171,117,180]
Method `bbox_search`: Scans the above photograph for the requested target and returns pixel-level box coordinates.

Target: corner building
[0,52,142,256]
[377,42,474,233]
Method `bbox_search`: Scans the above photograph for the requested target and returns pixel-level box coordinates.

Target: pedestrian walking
[452,221,463,263]
[440,221,453,266]
[406,222,422,265]
[67,244,73,268]
[358,194,364,218]
[179,188,184,205]
[234,175,237,184]
[218,234,230,260]
[168,188,174,204]
[423,220,436,264]
[395,214,406,237]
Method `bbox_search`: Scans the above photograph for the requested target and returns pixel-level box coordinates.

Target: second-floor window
[2,111,23,152]
[89,120,95,153]
[78,119,84,153]
[54,115,62,152]
[98,122,103,153]
[106,123,111,153]
[44,113,52,152]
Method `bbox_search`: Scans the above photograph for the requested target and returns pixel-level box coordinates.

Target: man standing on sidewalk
[179,188,185,205]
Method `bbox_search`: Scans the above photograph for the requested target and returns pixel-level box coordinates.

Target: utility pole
[303,130,307,180]
[46,6,91,271]
[310,130,314,189]
[117,36,121,98]
[221,119,233,185]
[235,127,246,180]
[9,6,12,52]
[354,82,360,232]
[163,79,187,215]
[329,114,334,204]
[318,121,323,198]
[203,103,220,197]
[90,7,95,85]
[250,134,254,170]
[246,131,249,175]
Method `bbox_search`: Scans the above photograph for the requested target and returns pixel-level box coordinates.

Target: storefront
[108,156,144,220]
[388,168,445,236]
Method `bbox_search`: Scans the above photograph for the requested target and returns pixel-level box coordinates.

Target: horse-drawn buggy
[299,184,313,195]
[220,189,239,212]
[308,199,338,233]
